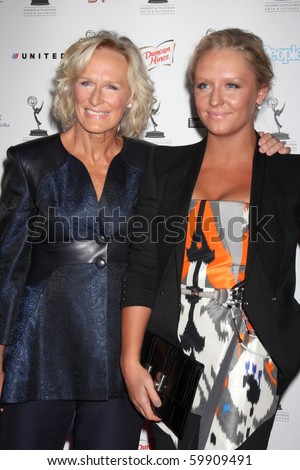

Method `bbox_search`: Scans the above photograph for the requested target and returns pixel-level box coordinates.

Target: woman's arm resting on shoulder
[258,131,291,155]
[121,306,161,422]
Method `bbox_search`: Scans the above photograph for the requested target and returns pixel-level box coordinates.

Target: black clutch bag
[142,330,204,439]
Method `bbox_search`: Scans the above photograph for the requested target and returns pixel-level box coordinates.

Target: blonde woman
[121,28,299,450]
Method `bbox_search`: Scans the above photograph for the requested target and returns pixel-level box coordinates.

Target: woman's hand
[121,306,162,420]
[258,131,291,155]
[121,359,162,421]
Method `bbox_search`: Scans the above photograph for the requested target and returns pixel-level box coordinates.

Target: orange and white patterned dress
[176,200,279,449]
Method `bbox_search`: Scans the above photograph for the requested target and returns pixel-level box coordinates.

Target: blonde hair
[52,30,155,137]
[188,28,274,89]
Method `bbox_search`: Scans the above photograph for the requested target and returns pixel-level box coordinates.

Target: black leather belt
[27,239,109,285]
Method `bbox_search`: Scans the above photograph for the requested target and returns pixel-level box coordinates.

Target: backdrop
[0,0,299,450]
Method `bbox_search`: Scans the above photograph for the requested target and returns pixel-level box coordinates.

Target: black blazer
[122,135,300,395]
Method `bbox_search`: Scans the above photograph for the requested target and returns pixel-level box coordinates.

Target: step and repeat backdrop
[0,0,300,450]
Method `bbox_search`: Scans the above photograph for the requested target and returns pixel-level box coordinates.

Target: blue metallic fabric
[0,134,153,403]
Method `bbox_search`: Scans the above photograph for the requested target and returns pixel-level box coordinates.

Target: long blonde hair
[52,30,155,137]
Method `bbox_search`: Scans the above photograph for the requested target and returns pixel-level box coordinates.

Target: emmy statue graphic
[267,97,290,140]
[145,103,165,138]
[27,96,48,136]
[31,1,50,5]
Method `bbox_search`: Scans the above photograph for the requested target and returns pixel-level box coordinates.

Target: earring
[127,103,132,109]
[256,103,261,111]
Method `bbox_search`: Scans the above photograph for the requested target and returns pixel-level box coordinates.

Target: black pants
[0,397,142,450]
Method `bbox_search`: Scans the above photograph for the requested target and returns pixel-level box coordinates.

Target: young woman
[0,28,288,450]
[120,28,300,450]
